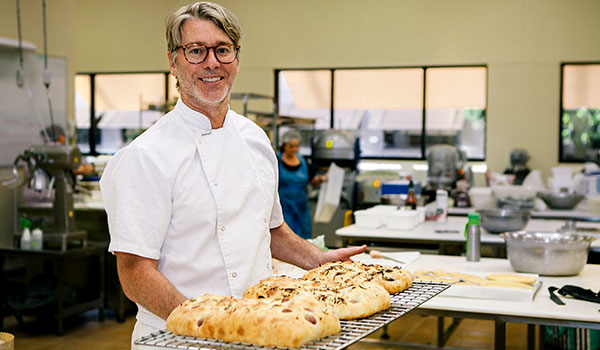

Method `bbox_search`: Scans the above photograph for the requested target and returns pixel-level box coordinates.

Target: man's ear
[168,51,177,76]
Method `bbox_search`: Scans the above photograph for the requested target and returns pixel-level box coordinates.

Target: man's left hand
[320,244,367,264]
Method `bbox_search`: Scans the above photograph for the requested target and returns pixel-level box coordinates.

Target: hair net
[280,130,302,147]
[510,148,530,167]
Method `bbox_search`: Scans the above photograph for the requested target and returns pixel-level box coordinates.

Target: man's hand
[320,244,367,263]
[270,222,367,270]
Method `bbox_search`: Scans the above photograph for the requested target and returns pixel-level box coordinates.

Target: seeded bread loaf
[243,275,390,319]
[302,261,413,294]
[166,294,340,348]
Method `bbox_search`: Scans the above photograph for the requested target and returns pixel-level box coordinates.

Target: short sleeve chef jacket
[100,99,284,330]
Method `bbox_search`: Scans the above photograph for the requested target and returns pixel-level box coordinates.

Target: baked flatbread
[243,276,390,319]
[485,273,537,285]
[302,260,413,294]
[166,294,340,348]
[413,270,487,286]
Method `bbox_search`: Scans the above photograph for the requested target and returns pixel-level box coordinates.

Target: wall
[73,0,600,179]
[0,0,77,130]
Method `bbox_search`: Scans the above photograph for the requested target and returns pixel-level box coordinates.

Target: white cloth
[131,320,159,350]
[100,99,283,330]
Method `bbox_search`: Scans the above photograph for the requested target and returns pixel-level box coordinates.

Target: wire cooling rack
[135,281,449,350]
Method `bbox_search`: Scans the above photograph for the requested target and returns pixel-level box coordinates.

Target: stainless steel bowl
[538,191,583,210]
[501,231,595,276]
[478,209,530,234]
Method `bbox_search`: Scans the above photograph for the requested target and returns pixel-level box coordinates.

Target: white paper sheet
[314,163,345,223]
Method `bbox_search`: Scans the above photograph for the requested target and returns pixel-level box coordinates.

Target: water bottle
[465,212,481,262]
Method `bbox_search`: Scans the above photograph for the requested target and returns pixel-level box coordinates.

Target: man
[99,2,365,347]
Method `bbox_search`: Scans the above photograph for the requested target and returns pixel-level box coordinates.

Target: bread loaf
[166,294,340,348]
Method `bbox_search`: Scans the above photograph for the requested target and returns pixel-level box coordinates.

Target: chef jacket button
[232,272,237,278]
[220,226,225,232]
[214,181,218,186]
[263,217,267,223]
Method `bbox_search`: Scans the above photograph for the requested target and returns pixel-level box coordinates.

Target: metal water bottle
[465,212,481,262]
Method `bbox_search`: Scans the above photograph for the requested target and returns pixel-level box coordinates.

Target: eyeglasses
[177,43,240,64]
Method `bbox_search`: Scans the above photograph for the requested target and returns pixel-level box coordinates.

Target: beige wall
[3,0,600,179]
[0,0,77,129]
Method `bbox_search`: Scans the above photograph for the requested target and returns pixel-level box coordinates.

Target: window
[560,63,600,162]
[276,65,487,160]
[75,72,178,154]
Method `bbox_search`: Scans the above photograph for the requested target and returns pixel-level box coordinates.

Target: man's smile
[200,76,224,82]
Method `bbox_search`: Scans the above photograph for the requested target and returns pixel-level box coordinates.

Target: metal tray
[135,281,449,349]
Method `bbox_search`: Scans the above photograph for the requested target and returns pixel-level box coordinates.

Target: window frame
[274,64,488,161]
[75,71,172,155]
[559,61,600,163]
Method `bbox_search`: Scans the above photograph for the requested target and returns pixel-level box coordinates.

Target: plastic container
[354,209,384,228]
[31,228,43,251]
[468,187,494,209]
[19,217,32,250]
[492,185,536,201]
[386,209,418,230]
[465,212,481,262]
[369,205,399,213]
[436,190,448,223]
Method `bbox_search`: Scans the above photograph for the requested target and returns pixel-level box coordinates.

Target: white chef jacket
[100,99,283,330]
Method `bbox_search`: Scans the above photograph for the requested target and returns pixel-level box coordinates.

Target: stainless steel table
[336,217,600,254]
[403,254,600,350]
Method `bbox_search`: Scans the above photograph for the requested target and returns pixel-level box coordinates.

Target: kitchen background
[0,0,599,178]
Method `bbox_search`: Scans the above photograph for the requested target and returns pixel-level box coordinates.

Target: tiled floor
[2,310,535,350]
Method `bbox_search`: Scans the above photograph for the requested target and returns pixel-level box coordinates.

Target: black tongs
[548,285,600,305]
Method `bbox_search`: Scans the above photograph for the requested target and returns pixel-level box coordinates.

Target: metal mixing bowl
[478,209,530,233]
[538,191,583,210]
[501,231,595,276]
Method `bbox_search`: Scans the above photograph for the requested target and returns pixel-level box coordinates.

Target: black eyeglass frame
[176,43,241,65]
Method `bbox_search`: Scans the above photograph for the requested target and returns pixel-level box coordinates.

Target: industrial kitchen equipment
[426,144,472,191]
[12,144,87,251]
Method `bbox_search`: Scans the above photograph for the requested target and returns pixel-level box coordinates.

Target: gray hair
[166,2,242,61]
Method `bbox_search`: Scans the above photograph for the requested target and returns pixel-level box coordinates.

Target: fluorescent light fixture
[358,162,403,172]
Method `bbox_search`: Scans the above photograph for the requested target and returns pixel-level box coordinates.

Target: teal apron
[277,154,312,239]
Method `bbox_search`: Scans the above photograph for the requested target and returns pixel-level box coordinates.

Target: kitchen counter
[449,206,600,222]
[403,253,600,349]
[336,216,600,251]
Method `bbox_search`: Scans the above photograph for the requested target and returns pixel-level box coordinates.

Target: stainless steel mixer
[426,144,473,191]
[11,144,87,250]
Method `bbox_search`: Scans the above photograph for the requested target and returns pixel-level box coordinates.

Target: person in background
[99,3,365,348]
[503,148,531,185]
[277,130,326,239]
